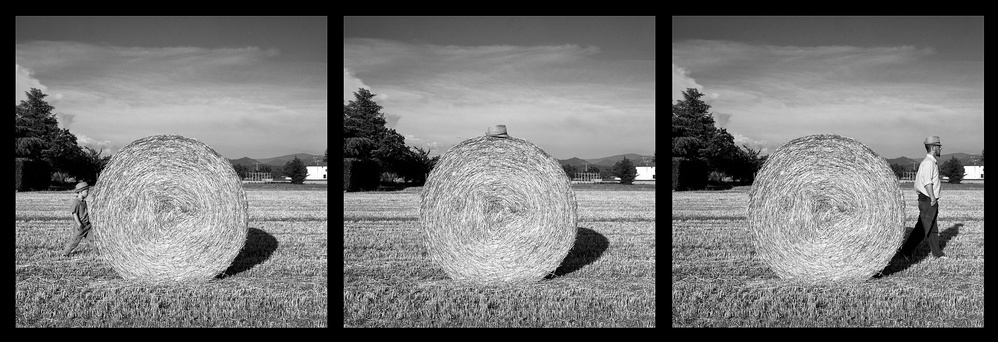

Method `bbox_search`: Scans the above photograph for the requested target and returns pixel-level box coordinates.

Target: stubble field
[15,185,328,327]
[343,185,657,327]
[672,183,984,327]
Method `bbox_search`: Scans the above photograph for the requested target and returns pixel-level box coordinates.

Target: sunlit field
[344,185,656,327]
[672,183,984,327]
[15,185,328,327]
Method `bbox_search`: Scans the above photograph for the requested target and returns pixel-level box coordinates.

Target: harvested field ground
[15,186,328,327]
[344,185,656,327]
[672,183,984,327]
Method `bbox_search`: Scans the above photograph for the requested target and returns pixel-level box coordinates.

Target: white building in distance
[306,166,327,181]
[635,166,656,181]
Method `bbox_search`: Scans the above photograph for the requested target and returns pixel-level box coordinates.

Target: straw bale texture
[90,135,248,282]
[420,132,577,283]
[748,134,905,282]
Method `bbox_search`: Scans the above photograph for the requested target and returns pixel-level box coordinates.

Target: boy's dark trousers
[899,193,945,258]
[61,222,92,256]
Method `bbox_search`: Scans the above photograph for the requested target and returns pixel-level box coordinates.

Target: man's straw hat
[923,136,942,146]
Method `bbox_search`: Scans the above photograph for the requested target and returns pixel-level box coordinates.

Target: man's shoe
[935,255,948,260]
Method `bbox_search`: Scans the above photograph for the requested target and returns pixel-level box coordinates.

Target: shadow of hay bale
[216,227,278,279]
[545,227,609,279]
[875,223,962,279]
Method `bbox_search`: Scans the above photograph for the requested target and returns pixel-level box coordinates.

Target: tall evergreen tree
[672,87,759,187]
[284,157,308,184]
[613,157,638,185]
[15,88,60,160]
[940,156,964,184]
[343,88,435,184]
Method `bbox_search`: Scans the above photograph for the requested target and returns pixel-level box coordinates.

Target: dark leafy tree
[889,163,907,180]
[940,156,964,184]
[562,164,579,180]
[16,88,60,160]
[344,88,439,185]
[233,164,249,179]
[76,146,111,184]
[612,157,638,185]
[283,157,308,184]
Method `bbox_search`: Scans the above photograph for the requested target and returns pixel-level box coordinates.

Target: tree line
[344,89,438,186]
[560,157,642,185]
[16,88,110,190]
[231,154,324,185]
[672,88,763,190]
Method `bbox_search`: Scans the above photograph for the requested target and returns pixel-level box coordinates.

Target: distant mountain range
[228,153,326,169]
[887,153,983,171]
[558,153,656,169]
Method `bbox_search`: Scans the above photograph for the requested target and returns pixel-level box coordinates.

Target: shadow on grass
[874,223,961,279]
[216,227,279,279]
[545,227,609,280]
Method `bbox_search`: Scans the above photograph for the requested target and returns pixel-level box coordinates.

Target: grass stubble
[15,186,328,327]
[672,185,984,327]
[344,187,656,327]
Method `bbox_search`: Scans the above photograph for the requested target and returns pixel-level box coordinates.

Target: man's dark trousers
[900,193,945,258]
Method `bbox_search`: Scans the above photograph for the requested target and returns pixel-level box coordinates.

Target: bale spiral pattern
[90,135,248,282]
[748,134,905,282]
[420,133,577,283]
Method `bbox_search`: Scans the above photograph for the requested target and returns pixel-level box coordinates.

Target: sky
[672,16,984,159]
[344,16,656,160]
[15,16,328,159]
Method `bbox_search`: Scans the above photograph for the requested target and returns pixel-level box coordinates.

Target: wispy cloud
[16,64,62,103]
[16,41,326,158]
[344,67,373,103]
[344,38,655,159]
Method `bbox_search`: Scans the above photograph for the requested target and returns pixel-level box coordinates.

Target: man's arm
[924,183,936,206]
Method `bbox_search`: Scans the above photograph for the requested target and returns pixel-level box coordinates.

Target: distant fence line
[244,172,270,182]
[572,172,601,183]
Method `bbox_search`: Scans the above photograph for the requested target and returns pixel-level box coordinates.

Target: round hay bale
[420,126,578,283]
[748,134,905,282]
[90,135,248,282]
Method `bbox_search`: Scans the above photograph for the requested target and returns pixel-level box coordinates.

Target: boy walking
[61,182,92,257]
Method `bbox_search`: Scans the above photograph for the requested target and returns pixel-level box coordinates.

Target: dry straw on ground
[747,134,905,282]
[90,135,248,282]
[420,126,578,283]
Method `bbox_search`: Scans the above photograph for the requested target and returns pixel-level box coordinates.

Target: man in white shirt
[898,136,947,260]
